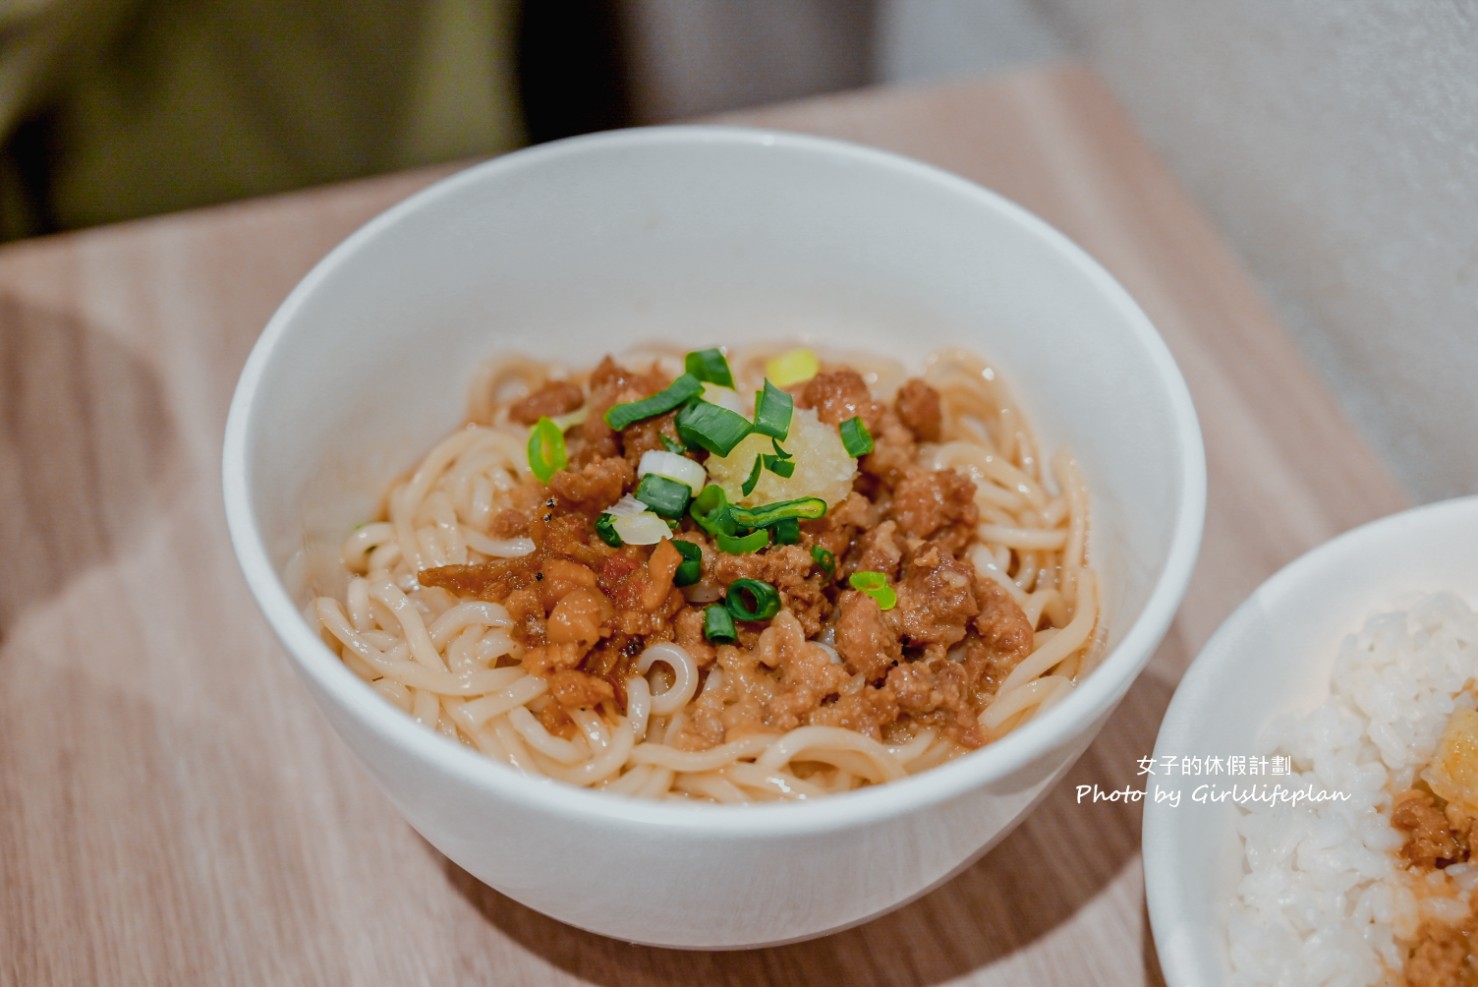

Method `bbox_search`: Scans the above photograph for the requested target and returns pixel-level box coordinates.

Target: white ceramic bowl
[223,126,1204,948]
[1145,496,1478,985]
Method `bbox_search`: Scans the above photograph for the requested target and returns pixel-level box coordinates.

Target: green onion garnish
[769,439,792,460]
[763,454,795,478]
[635,474,692,519]
[672,540,702,586]
[675,400,753,456]
[716,529,769,554]
[690,485,738,537]
[772,518,800,545]
[753,379,793,440]
[691,484,788,554]
[527,416,568,483]
[638,450,706,494]
[704,604,737,643]
[684,348,735,388]
[725,578,781,622]
[849,570,897,610]
[727,497,827,529]
[839,416,873,457]
[594,513,623,547]
[604,373,704,431]
[741,455,763,496]
[811,545,836,575]
[659,433,687,455]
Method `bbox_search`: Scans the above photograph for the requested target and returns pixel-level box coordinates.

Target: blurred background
[1,0,1473,502]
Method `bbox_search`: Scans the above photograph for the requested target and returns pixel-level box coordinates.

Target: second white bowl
[1146,496,1478,984]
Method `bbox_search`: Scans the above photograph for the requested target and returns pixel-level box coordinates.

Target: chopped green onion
[727,497,827,529]
[672,540,702,587]
[660,433,687,455]
[769,439,793,460]
[765,348,819,388]
[595,513,623,547]
[753,379,793,440]
[637,449,707,494]
[692,486,768,553]
[716,528,769,554]
[772,517,800,545]
[603,494,673,544]
[551,407,588,433]
[675,400,753,456]
[527,416,568,483]
[690,484,738,537]
[691,484,785,554]
[741,455,763,496]
[725,579,781,622]
[636,474,691,519]
[849,570,897,610]
[763,454,795,478]
[604,373,703,431]
[684,348,734,388]
[704,604,737,643]
[839,416,874,457]
[613,513,673,545]
[811,545,836,575]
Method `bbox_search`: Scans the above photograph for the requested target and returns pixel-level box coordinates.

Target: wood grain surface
[0,64,1408,986]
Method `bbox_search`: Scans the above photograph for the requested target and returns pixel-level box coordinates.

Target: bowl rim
[1143,494,1478,985]
[222,124,1207,836]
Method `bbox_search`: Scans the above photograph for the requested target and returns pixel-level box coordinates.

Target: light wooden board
[0,64,1407,986]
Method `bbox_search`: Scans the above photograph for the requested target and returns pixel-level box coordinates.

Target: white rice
[1228,591,1478,986]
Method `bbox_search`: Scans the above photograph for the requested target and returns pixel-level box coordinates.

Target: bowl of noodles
[222,126,1204,948]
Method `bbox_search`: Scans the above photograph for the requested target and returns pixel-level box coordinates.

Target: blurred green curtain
[0,0,524,240]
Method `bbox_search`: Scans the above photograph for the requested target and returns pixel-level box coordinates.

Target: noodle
[312,345,1101,801]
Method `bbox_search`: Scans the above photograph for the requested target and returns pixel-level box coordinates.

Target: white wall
[876,0,1064,81]
[1018,0,1478,501]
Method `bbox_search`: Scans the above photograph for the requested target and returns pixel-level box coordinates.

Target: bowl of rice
[1145,496,1478,986]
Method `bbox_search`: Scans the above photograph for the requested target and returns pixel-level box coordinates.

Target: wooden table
[0,64,1407,985]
